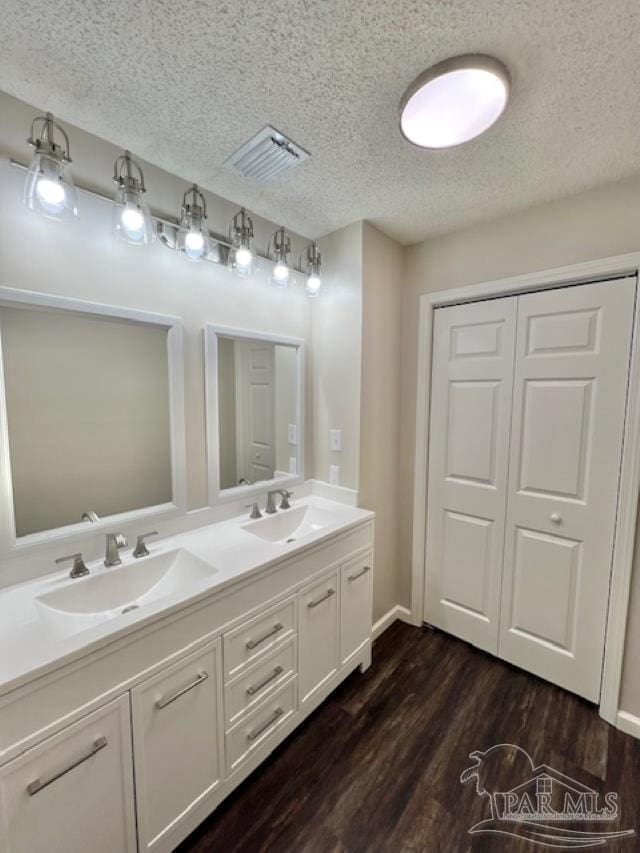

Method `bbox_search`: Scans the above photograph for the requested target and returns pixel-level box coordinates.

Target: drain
[121,604,139,615]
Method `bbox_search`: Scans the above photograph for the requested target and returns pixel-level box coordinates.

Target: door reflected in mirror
[215,334,301,492]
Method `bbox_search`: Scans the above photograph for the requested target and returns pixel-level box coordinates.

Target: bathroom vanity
[0,498,373,852]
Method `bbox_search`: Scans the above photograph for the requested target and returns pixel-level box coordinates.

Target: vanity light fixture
[176,183,210,261]
[399,54,510,148]
[23,112,78,222]
[268,227,292,288]
[112,150,155,246]
[303,242,322,298]
[228,207,257,277]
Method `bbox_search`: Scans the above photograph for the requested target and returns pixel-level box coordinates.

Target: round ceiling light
[399,54,510,149]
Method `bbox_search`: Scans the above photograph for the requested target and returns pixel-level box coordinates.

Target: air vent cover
[225,126,310,184]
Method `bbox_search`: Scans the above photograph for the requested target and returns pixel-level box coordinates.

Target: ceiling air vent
[225,126,310,184]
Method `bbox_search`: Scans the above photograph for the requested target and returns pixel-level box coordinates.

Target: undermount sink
[242,504,333,544]
[35,548,217,639]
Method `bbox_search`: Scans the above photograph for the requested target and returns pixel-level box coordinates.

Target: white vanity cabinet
[0,515,373,853]
[0,695,136,853]
[131,641,223,852]
[340,551,373,666]
[299,570,340,706]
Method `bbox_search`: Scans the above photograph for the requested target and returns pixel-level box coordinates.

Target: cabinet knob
[550,513,562,524]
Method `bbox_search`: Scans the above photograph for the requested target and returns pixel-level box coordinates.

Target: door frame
[410,252,640,725]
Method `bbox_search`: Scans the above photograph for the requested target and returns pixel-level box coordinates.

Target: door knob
[550,513,562,524]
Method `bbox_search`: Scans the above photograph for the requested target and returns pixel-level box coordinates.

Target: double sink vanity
[0,495,374,852]
[0,290,374,852]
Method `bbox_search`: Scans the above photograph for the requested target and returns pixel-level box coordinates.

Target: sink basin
[242,504,334,544]
[35,548,217,639]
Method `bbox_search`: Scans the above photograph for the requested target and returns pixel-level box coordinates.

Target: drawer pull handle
[247,707,284,741]
[155,670,209,710]
[307,588,335,608]
[348,565,371,582]
[247,666,284,696]
[27,736,108,796]
[246,622,283,650]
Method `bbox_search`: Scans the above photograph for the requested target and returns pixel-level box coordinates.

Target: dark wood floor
[178,622,640,852]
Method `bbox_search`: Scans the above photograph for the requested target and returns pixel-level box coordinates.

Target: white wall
[360,223,404,621]
[400,174,640,719]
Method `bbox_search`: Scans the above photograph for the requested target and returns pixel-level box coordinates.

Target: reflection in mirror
[217,336,299,490]
[0,303,174,538]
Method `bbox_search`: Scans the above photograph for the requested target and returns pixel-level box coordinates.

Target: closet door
[424,297,517,653]
[499,277,635,701]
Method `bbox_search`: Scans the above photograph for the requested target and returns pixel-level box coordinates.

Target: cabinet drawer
[131,641,222,852]
[225,638,296,728]
[0,695,136,853]
[340,552,373,665]
[298,571,339,706]
[225,678,297,775]
[224,597,296,681]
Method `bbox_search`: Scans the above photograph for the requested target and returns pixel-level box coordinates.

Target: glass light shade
[270,260,291,288]
[306,274,322,297]
[112,188,155,245]
[177,222,210,261]
[228,243,258,277]
[400,56,509,149]
[23,152,78,222]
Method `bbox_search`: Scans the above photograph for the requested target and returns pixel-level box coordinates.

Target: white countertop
[0,496,373,698]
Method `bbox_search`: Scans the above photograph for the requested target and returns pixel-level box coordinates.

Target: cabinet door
[131,641,223,852]
[0,695,136,853]
[299,570,339,705]
[340,552,373,665]
[424,297,517,653]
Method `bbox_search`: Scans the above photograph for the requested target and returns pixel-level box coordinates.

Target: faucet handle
[245,502,263,520]
[133,531,159,559]
[55,553,90,579]
[280,490,293,510]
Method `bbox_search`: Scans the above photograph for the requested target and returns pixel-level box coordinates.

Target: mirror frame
[204,323,305,506]
[0,286,187,556]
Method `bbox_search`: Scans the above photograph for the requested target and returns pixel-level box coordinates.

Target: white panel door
[499,277,635,701]
[236,340,275,484]
[424,297,517,653]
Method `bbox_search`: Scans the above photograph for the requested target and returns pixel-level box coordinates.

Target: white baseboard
[308,478,358,506]
[372,604,413,640]
[616,710,640,740]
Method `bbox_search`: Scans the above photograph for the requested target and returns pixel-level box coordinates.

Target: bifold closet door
[499,277,635,701]
[424,297,517,653]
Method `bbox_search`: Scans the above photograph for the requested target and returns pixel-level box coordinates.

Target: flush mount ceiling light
[23,112,78,222]
[399,54,510,149]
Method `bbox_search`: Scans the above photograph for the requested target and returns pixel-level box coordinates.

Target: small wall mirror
[205,325,304,503]
[0,289,186,547]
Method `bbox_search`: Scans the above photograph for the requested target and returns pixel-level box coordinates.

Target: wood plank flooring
[178,622,640,852]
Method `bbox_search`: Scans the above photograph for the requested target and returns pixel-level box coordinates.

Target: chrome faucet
[104,532,128,567]
[55,552,90,579]
[245,502,262,520]
[265,489,293,514]
[132,531,159,558]
[81,510,100,523]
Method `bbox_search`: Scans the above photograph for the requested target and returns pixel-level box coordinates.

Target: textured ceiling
[1,0,640,244]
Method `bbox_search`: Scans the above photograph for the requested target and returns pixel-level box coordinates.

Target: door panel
[424,297,517,653]
[499,277,635,700]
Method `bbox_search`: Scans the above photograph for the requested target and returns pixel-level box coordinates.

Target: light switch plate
[329,465,340,486]
[288,424,297,445]
[330,429,342,451]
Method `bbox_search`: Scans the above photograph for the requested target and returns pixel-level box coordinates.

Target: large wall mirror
[0,288,186,548]
[205,325,304,503]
